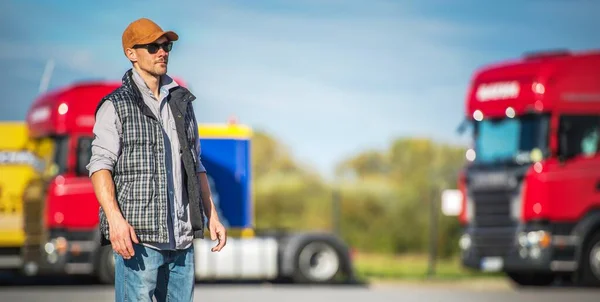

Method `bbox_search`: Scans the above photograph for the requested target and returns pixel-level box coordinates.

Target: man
[87,17,227,301]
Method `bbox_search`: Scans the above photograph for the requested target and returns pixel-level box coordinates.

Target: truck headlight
[516,230,551,259]
[518,232,528,247]
[517,231,551,249]
[459,234,471,251]
[44,242,55,254]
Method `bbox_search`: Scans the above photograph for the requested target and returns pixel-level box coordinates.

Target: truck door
[544,114,600,220]
[66,134,98,228]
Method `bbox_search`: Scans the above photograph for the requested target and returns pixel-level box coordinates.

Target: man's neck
[133,66,161,99]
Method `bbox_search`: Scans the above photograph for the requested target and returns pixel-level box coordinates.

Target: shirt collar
[131,67,179,98]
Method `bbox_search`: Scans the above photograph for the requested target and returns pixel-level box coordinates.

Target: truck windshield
[473,114,549,165]
[30,136,69,175]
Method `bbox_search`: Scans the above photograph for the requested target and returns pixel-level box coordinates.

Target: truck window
[559,115,600,158]
[52,136,69,175]
[76,136,94,176]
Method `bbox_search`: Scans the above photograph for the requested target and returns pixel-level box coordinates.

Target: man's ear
[125,48,137,62]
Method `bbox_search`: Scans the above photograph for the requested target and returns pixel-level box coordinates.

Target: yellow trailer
[0,122,53,270]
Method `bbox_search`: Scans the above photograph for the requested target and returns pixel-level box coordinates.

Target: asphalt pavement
[1,281,598,302]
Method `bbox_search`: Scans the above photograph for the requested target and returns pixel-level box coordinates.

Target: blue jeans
[114,243,195,302]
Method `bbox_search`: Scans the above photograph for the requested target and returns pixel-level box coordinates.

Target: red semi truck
[18,79,354,284]
[457,49,600,286]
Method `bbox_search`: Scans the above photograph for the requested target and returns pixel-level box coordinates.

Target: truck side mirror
[456,119,471,136]
[558,123,573,162]
[76,138,93,176]
[558,133,568,162]
[76,153,89,176]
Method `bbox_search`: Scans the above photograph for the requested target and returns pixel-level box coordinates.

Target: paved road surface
[1,282,598,302]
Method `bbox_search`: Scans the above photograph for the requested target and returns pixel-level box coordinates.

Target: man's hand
[108,214,139,259]
[209,217,227,252]
[198,172,227,252]
[90,169,139,259]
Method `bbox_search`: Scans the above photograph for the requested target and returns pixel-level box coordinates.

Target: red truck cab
[21,81,121,279]
[458,49,600,286]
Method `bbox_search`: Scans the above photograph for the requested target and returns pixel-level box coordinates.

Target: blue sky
[1,0,599,178]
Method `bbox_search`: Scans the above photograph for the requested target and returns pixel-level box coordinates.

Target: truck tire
[579,231,600,287]
[97,245,115,284]
[292,239,342,284]
[506,272,555,287]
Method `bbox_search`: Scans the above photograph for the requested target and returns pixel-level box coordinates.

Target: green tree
[251,130,331,232]
[334,137,466,256]
[250,129,467,257]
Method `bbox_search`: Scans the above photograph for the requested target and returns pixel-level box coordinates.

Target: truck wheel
[579,231,600,287]
[506,272,555,287]
[292,240,341,284]
[97,245,115,284]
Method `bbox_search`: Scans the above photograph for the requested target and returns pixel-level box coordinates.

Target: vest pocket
[116,180,133,205]
[119,176,156,234]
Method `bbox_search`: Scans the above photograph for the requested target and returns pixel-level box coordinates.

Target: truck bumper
[460,228,579,274]
[21,229,99,277]
[0,247,22,269]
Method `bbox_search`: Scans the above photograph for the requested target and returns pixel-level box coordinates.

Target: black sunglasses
[133,42,173,54]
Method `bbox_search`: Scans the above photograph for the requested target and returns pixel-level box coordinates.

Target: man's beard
[151,61,168,76]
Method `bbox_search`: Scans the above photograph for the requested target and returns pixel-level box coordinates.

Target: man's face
[127,36,171,76]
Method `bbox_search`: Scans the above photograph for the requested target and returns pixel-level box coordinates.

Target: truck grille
[471,230,515,257]
[472,190,515,228]
[470,188,518,257]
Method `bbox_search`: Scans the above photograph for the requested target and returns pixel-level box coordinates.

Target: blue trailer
[189,124,355,283]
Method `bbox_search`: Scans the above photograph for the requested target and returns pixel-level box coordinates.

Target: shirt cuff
[86,160,114,177]
[196,160,207,173]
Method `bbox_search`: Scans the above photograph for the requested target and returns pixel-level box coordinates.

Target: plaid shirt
[96,69,206,244]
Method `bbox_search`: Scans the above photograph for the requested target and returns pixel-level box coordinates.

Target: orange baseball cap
[122,18,179,54]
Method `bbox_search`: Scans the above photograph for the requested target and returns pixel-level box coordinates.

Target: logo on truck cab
[476,81,520,101]
[0,151,45,172]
